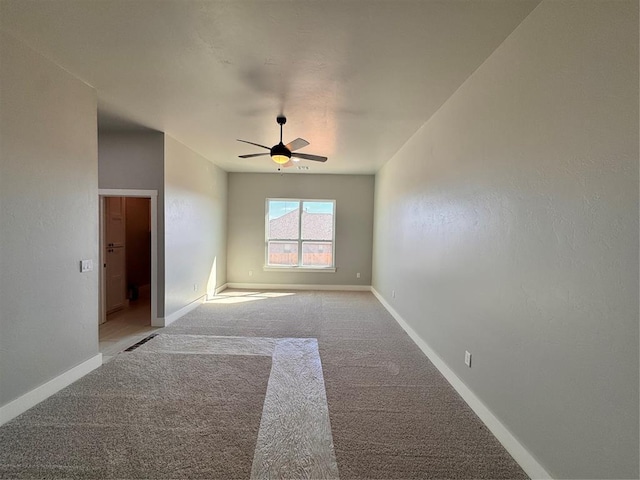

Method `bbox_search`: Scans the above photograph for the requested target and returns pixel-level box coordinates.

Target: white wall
[164,135,227,316]
[372,1,638,478]
[98,131,165,316]
[0,33,99,406]
[227,173,374,287]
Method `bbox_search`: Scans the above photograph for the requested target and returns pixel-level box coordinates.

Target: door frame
[99,189,158,326]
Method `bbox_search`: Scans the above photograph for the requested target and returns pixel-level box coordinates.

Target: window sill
[263,266,336,273]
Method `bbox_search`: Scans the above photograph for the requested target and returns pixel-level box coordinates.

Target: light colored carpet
[0,353,271,479]
[0,290,528,479]
[169,290,528,479]
[135,334,339,480]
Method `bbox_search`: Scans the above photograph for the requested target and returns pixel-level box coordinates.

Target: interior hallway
[0,290,527,479]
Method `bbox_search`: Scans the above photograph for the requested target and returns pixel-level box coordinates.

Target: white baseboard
[215,283,228,295]
[370,287,552,480]
[0,353,103,426]
[155,294,206,327]
[226,283,371,292]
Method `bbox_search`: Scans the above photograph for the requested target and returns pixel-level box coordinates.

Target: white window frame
[264,198,336,272]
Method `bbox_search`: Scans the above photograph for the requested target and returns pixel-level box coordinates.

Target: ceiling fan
[237,116,328,168]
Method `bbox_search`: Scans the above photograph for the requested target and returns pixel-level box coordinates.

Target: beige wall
[0,33,99,406]
[372,1,638,478]
[227,173,374,286]
[164,135,227,316]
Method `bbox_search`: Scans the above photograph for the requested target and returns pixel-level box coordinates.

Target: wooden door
[105,197,126,314]
[105,197,126,247]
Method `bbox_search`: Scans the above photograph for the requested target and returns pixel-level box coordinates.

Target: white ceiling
[1,0,540,174]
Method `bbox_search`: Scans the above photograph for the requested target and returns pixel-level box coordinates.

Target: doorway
[98,189,159,361]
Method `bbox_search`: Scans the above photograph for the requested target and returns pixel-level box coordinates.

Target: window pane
[301,201,334,240]
[302,242,333,267]
[268,200,299,240]
[267,241,298,266]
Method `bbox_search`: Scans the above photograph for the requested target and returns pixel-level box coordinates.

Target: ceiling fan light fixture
[270,142,291,164]
[237,116,328,166]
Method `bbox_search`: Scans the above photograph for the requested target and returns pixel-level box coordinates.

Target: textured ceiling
[1,0,540,174]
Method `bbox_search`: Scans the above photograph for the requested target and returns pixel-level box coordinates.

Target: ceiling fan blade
[285,138,310,152]
[237,139,271,150]
[291,152,328,163]
[239,153,270,158]
[282,160,295,168]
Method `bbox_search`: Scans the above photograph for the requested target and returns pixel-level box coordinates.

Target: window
[266,199,335,270]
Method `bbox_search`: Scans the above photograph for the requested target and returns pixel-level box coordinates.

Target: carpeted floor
[0,353,271,479]
[165,290,528,479]
[0,290,528,479]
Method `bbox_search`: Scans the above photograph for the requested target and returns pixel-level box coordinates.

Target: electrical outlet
[193,283,198,292]
[392,290,396,298]
[356,272,361,279]
[465,351,472,368]
[249,270,253,277]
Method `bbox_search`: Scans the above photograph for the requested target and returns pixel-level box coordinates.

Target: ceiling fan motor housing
[270,142,291,164]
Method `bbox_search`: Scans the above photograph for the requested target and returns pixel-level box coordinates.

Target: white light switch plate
[80,259,93,273]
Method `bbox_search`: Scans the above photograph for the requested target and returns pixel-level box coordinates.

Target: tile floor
[98,290,158,362]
